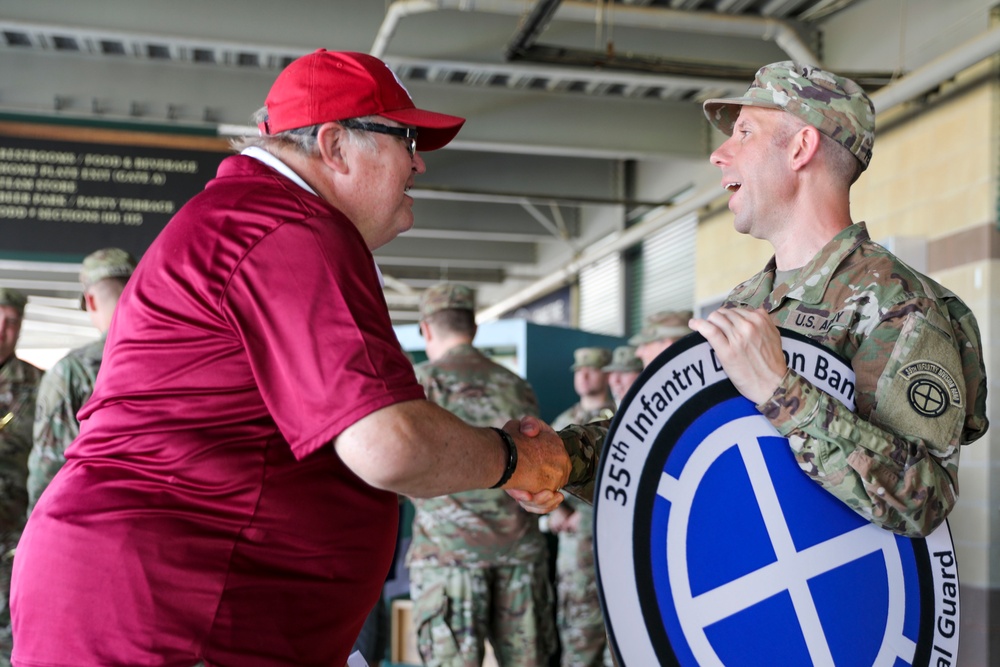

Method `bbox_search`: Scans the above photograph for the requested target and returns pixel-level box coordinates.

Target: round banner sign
[594,330,960,667]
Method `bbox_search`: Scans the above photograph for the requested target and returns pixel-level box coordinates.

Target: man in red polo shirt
[11,50,570,667]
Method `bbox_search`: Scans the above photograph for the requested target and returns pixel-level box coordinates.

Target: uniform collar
[0,355,33,380]
[438,342,478,360]
[730,222,870,311]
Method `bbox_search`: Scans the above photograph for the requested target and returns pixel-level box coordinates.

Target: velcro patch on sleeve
[899,361,962,417]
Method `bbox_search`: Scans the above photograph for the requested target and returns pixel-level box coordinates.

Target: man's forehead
[733,106,808,138]
[735,105,784,125]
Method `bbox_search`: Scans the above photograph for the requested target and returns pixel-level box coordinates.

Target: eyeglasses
[339,120,418,158]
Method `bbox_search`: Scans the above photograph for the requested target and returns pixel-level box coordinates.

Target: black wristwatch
[489,427,518,489]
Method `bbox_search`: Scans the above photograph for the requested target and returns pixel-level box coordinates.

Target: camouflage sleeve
[761,301,972,537]
[0,364,39,541]
[413,366,436,403]
[28,362,79,513]
[557,420,609,505]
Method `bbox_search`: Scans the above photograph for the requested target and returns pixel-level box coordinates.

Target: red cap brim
[381,108,466,152]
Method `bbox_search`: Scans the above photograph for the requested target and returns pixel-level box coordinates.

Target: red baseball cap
[259,49,465,152]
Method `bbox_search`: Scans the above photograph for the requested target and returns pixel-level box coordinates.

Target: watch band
[489,426,518,489]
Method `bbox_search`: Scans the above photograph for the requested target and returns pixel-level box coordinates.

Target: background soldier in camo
[28,248,137,513]
[549,347,614,667]
[407,283,556,667]
[602,346,643,406]
[628,311,693,369]
[550,348,615,431]
[0,287,42,662]
[512,62,988,543]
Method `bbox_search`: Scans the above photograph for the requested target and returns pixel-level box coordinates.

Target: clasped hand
[502,415,569,514]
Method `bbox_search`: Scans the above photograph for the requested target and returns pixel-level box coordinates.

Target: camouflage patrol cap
[0,287,27,315]
[419,283,475,319]
[603,345,643,373]
[703,61,875,170]
[80,248,137,290]
[628,310,693,346]
[570,347,613,371]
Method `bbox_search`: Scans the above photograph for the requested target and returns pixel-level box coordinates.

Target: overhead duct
[868,23,1000,112]
[504,0,563,61]
[371,0,821,65]
[501,0,808,79]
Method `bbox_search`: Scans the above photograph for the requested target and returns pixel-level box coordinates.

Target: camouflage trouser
[410,561,556,667]
[0,624,8,667]
[0,528,20,667]
[556,531,613,667]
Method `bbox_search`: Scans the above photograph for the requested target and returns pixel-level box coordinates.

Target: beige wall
[694,63,999,662]
[855,78,996,241]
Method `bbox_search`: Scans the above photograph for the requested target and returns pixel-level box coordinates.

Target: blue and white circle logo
[594,331,960,667]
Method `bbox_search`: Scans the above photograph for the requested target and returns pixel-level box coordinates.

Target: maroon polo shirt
[12,155,424,667]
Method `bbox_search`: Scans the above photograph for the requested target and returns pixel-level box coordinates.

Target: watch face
[594,330,960,667]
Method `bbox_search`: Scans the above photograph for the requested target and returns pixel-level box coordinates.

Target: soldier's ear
[82,292,98,313]
[788,124,821,171]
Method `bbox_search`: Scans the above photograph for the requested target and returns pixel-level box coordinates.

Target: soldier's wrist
[489,427,518,489]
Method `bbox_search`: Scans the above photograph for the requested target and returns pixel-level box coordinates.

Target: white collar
[239,146,384,288]
[241,146,317,196]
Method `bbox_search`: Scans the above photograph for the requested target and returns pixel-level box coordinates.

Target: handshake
[496,415,601,515]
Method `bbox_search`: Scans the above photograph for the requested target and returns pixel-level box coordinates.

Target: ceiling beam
[376,237,536,265]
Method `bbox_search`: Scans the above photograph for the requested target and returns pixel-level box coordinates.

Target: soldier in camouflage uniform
[0,288,42,661]
[550,348,616,431]
[28,248,137,513]
[407,283,556,667]
[628,311,693,369]
[603,345,643,406]
[549,347,615,667]
[513,62,988,542]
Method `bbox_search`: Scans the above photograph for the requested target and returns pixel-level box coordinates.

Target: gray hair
[819,131,864,186]
[230,107,380,155]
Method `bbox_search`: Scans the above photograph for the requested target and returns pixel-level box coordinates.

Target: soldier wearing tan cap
[409,283,556,667]
[549,346,614,667]
[417,282,475,319]
[628,310,693,369]
[551,347,614,431]
[628,310,692,368]
[603,345,643,405]
[0,287,41,654]
[29,248,138,515]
